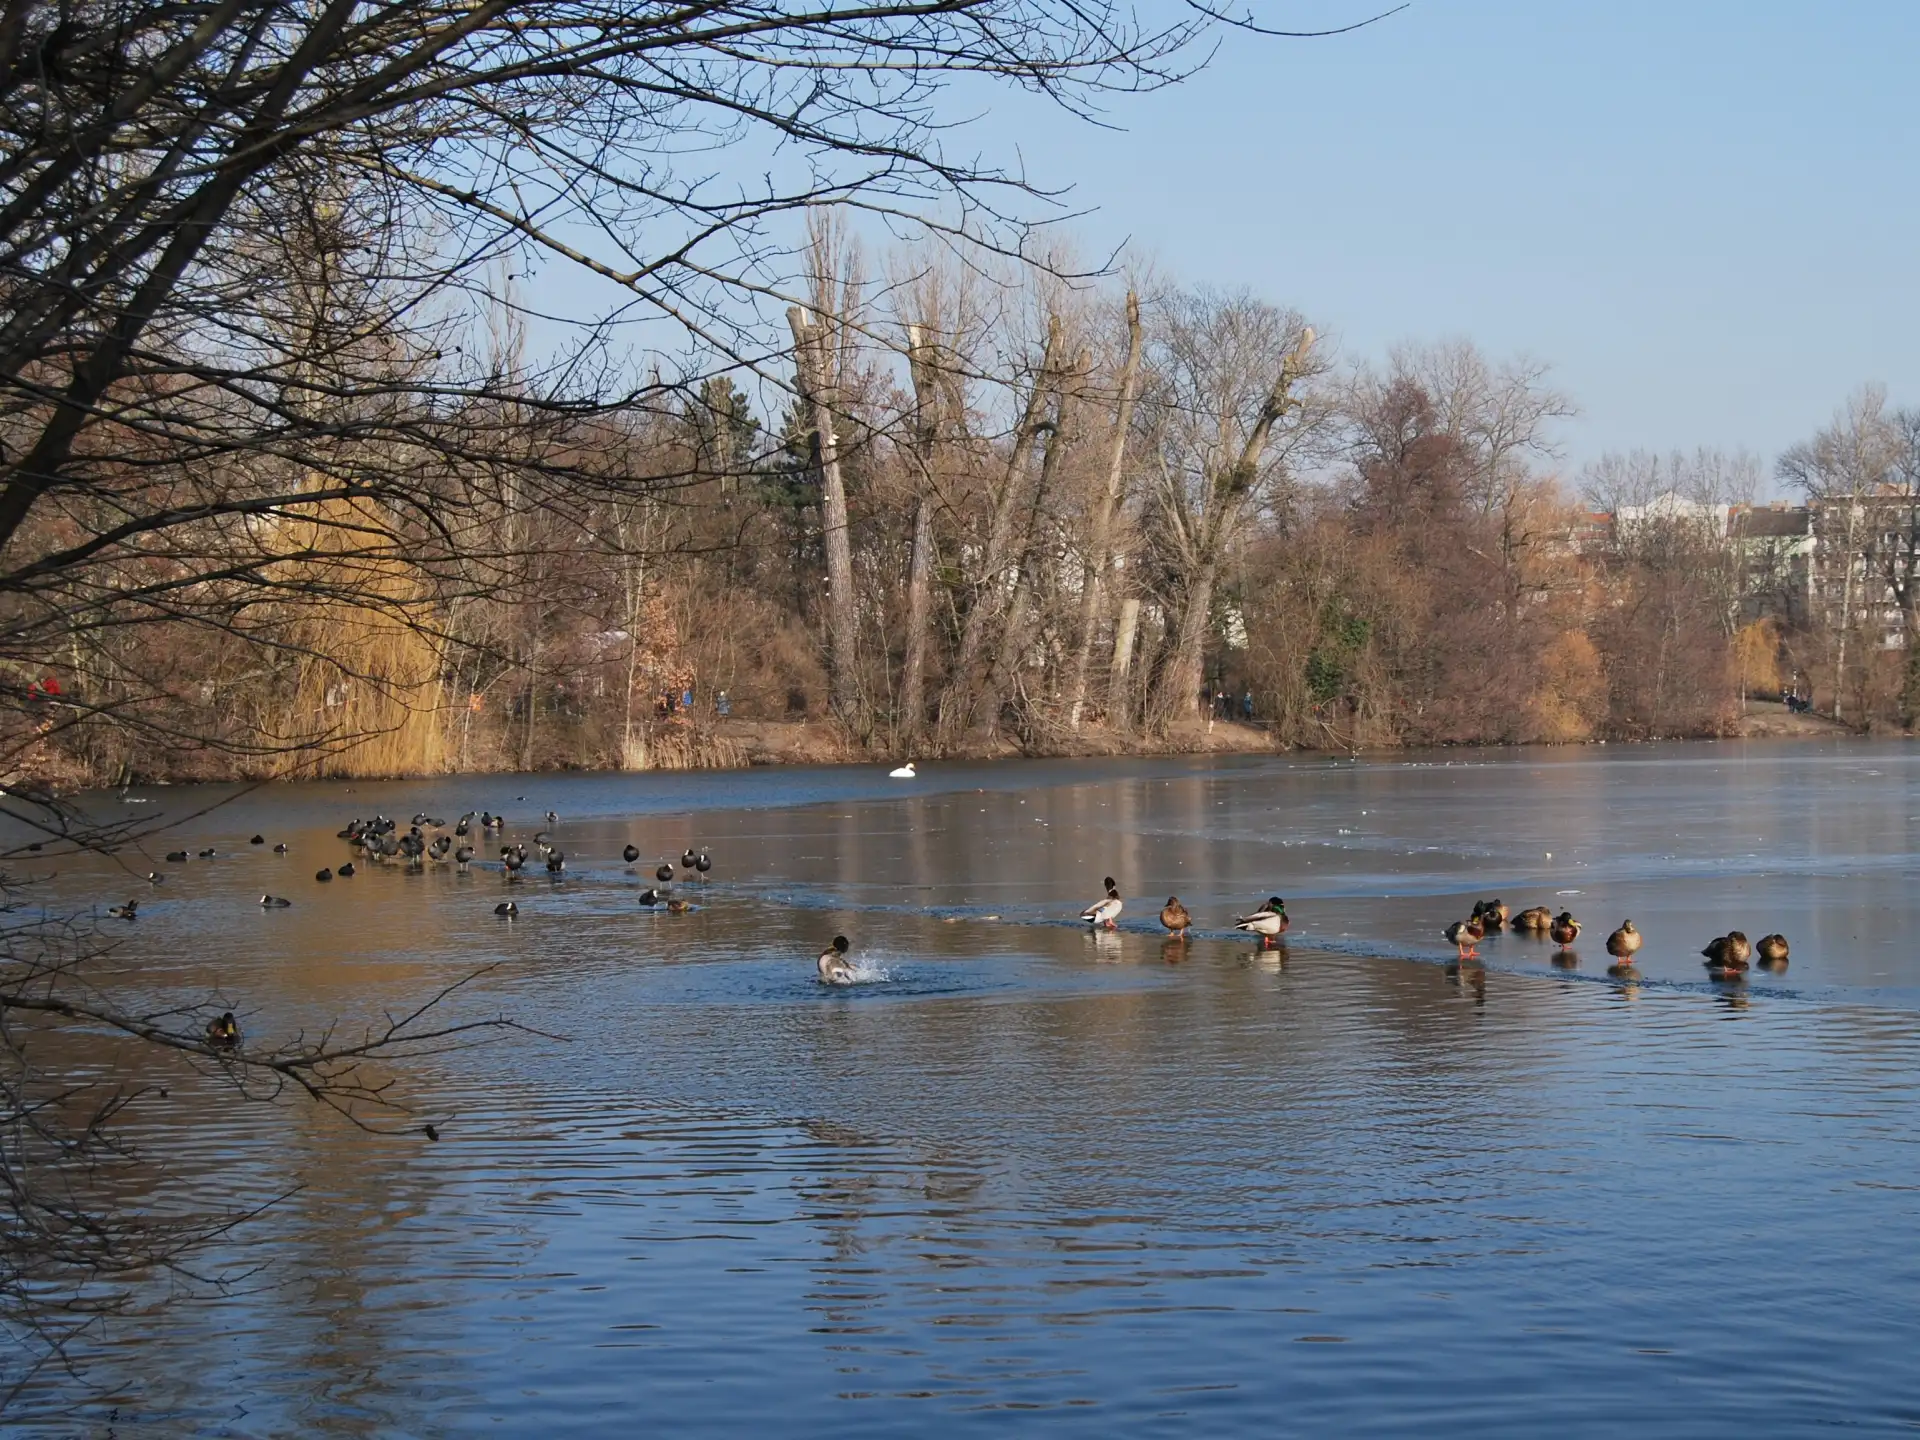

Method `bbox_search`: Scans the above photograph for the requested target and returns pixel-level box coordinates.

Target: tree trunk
[1067,291,1143,730]
[935,315,1064,746]
[788,305,861,730]
[1107,597,1142,727]
[980,412,1069,732]
[899,323,943,753]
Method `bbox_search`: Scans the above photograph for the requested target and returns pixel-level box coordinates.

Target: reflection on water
[9,741,1920,1436]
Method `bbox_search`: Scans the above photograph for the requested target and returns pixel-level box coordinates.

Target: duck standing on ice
[1081,877,1122,930]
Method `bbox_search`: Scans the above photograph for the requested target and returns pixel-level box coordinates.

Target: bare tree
[1138,290,1322,730]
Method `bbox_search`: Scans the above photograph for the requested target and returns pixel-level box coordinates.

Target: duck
[1472,899,1509,931]
[107,900,138,920]
[1548,911,1582,947]
[1510,906,1552,933]
[623,844,641,864]
[315,867,332,882]
[666,898,694,914]
[1701,932,1751,977]
[260,894,291,907]
[1756,933,1790,968]
[337,862,355,877]
[204,1012,240,1049]
[817,935,855,984]
[1080,877,1122,929]
[1605,920,1642,962]
[1159,896,1192,936]
[495,901,518,917]
[1235,898,1290,945]
[889,761,917,778]
[1444,914,1486,960]
[655,861,674,883]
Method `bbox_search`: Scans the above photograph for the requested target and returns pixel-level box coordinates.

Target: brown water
[7,741,1920,1435]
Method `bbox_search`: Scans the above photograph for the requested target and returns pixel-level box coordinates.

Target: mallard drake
[623,844,641,864]
[1444,915,1486,960]
[495,901,518,917]
[1511,906,1552,932]
[1605,920,1642,961]
[315,867,332,882]
[1548,911,1582,947]
[1701,933,1751,976]
[666,898,694,914]
[817,935,855,984]
[1235,898,1290,944]
[1159,897,1192,935]
[1080,877,1122,929]
[337,862,356,877]
[204,1012,240,1049]
[107,900,138,920]
[1473,899,1509,930]
[260,894,290,908]
[655,861,674,883]
[1756,933,1790,967]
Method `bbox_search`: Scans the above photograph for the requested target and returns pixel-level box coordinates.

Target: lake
[8,740,1920,1436]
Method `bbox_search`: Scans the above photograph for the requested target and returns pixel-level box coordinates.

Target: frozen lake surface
[10,740,1920,1435]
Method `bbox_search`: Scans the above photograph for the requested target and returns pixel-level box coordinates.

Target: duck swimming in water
[1444,914,1485,961]
[1511,906,1552,933]
[1548,911,1581,948]
[1235,898,1290,945]
[666,898,694,914]
[1605,920,1642,962]
[315,867,332,882]
[337,862,356,877]
[260,894,291,908]
[1080,877,1122,930]
[107,900,138,920]
[495,901,518,917]
[204,1012,240,1049]
[817,935,855,985]
[1159,897,1192,936]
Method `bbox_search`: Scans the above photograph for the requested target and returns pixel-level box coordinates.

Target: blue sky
[953,0,1919,482]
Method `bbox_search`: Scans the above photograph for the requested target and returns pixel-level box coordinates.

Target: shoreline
[31,700,1879,794]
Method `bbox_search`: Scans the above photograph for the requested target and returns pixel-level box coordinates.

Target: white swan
[889,761,916,778]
